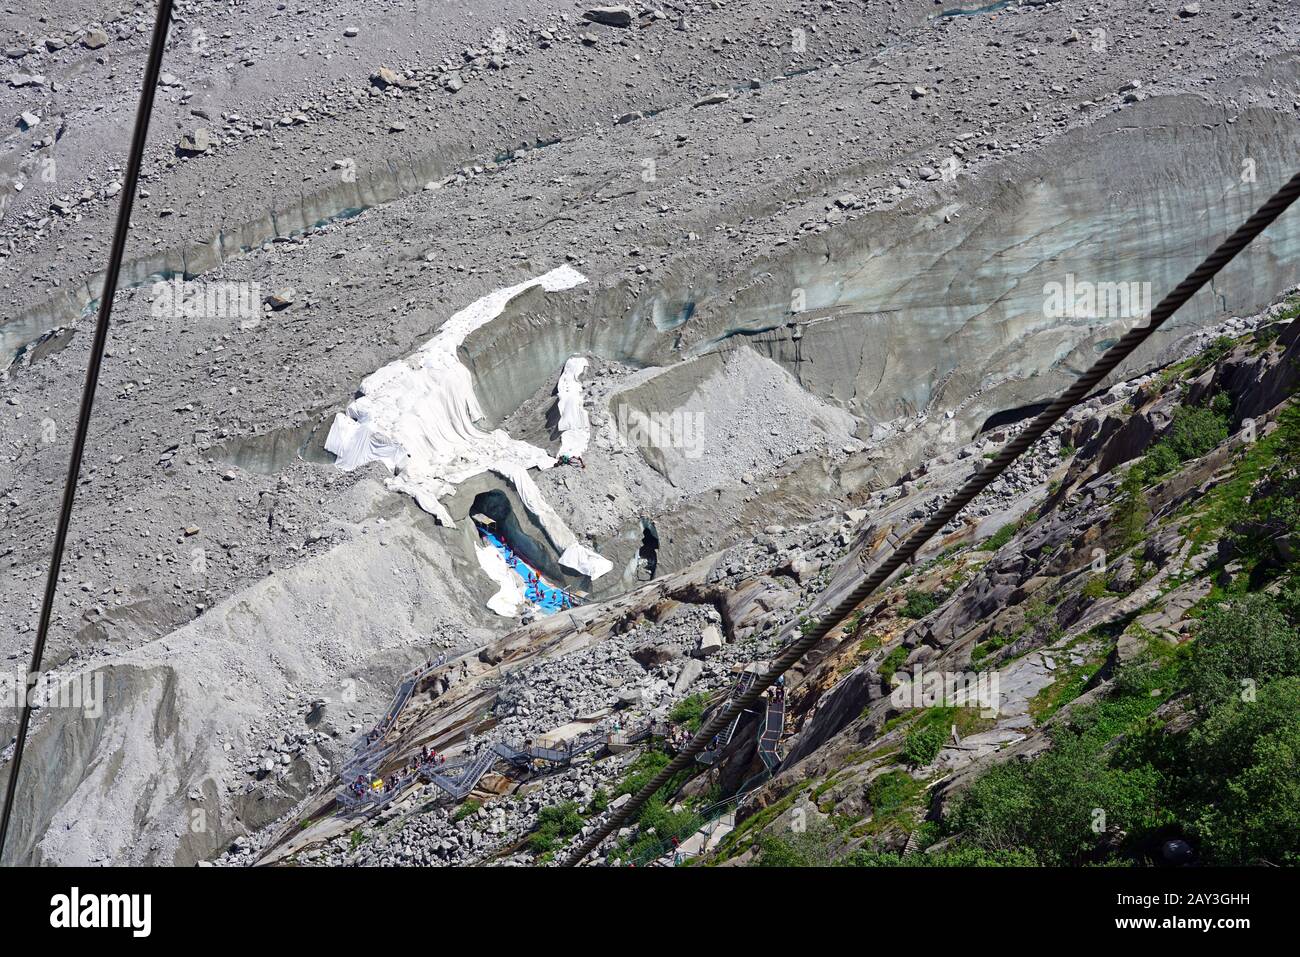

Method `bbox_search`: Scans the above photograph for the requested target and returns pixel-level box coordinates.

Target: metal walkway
[695,672,761,766]
[336,656,447,808]
[757,691,786,771]
[337,662,783,815]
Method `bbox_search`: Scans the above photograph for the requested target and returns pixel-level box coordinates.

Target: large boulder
[674,659,704,694]
[176,128,211,156]
[695,624,724,658]
[583,6,634,28]
[631,642,679,669]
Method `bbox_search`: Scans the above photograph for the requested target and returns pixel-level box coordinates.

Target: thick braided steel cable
[562,168,1300,867]
[0,0,175,860]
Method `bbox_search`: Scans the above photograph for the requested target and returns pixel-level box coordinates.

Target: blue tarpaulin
[477,525,576,614]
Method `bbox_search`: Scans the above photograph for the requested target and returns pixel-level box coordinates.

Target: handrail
[334,654,783,836]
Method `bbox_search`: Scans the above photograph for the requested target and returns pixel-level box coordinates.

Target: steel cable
[0,0,176,860]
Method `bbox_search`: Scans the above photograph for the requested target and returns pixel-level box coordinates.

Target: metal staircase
[335,656,785,820]
[757,692,786,771]
[695,671,758,765]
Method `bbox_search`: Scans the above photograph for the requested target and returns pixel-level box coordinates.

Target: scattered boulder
[583,6,634,28]
[695,624,724,658]
[674,659,704,694]
[631,642,679,669]
[176,128,211,155]
[81,29,109,50]
[264,289,295,310]
[693,91,730,108]
[371,66,412,90]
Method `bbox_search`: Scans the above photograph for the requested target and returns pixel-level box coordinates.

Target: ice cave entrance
[636,520,660,582]
[470,494,578,615]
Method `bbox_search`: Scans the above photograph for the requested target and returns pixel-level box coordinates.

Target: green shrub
[1186,677,1300,864]
[878,645,908,683]
[867,771,923,817]
[1082,575,1109,599]
[980,512,1038,552]
[902,722,948,767]
[901,589,949,619]
[1137,398,1232,485]
[971,632,1015,665]
[615,749,670,797]
[528,801,585,855]
[947,729,1165,865]
[452,798,482,823]
[1185,593,1300,711]
[668,693,708,732]
[980,522,1018,552]
[1113,464,1152,548]
[757,821,841,867]
[586,788,609,814]
[842,846,1038,867]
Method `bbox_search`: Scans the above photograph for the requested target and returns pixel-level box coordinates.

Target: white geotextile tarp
[556,356,591,459]
[475,541,526,617]
[325,265,613,579]
[492,463,614,579]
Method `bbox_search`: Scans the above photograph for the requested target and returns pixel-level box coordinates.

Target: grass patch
[878,644,908,683]
[668,693,708,733]
[452,798,482,824]
[900,588,950,619]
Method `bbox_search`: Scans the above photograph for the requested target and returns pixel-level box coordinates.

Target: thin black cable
[0,0,175,861]
[562,168,1300,866]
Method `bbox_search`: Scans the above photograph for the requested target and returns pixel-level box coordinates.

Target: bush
[1137,398,1232,485]
[902,722,948,767]
[1082,575,1109,599]
[1185,593,1300,711]
[668,693,708,732]
[980,523,1018,552]
[1113,464,1152,548]
[878,645,908,683]
[867,771,922,817]
[947,727,1165,865]
[901,589,949,619]
[842,846,1038,867]
[971,632,1015,665]
[1186,677,1300,864]
[528,801,585,855]
[757,821,841,867]
[615,749,670,797]
[452,798,482,823]
[981,513,1037,552]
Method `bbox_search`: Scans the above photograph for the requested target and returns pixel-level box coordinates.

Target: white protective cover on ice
[474,541,526,617]
[556,356,591,460]
[325,265,613,579]
[492,462,614,579]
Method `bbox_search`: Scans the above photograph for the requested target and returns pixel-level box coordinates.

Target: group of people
[346,745,448,802]
[667,725,694,752]
[482,525,578,611]
[350,772,400,799]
